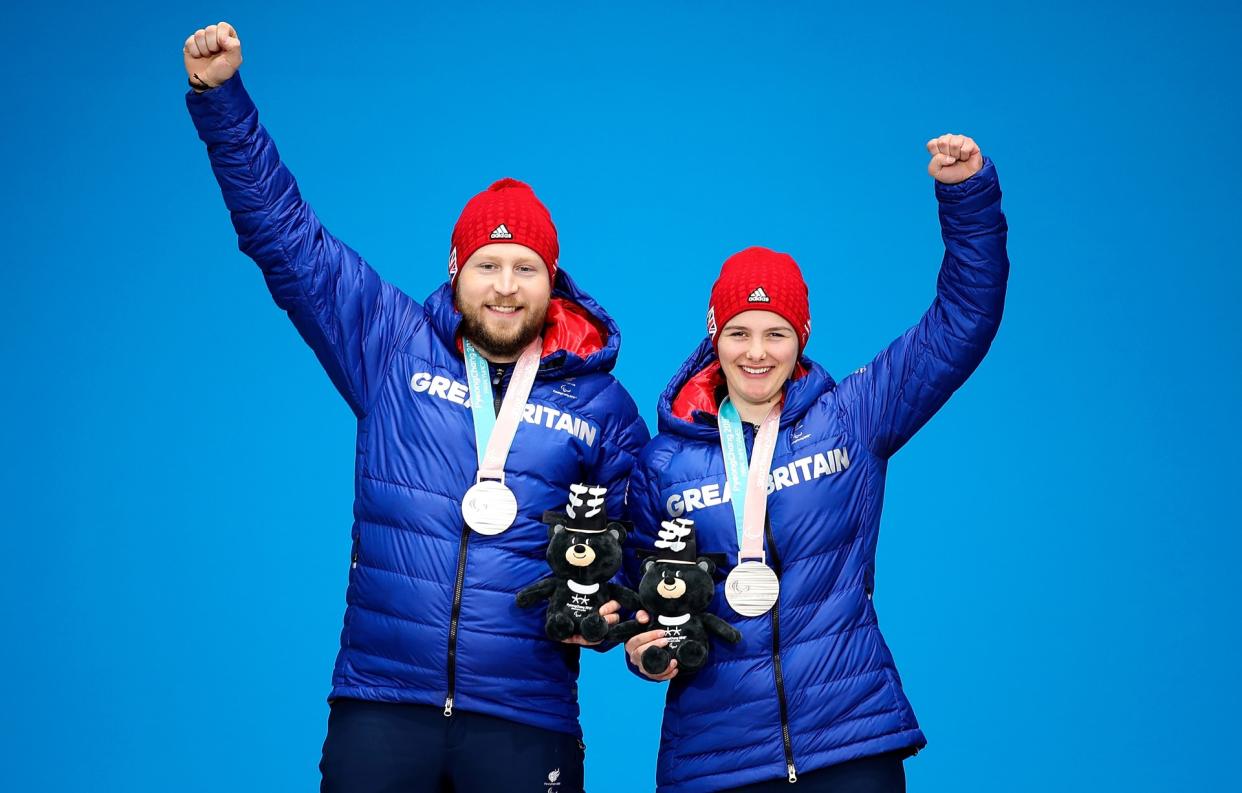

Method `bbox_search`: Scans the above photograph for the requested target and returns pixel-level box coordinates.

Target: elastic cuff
[185,71,255,137]
[935,156,1001,213]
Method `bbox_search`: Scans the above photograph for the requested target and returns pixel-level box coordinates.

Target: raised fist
[926,134,983,185]
[183,22,242,90]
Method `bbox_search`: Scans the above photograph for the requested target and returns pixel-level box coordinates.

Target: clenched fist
[926,134,983,185]
[183,22,242,90]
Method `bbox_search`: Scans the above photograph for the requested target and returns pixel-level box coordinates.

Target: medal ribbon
[462,337,542,481]
[718,398,782,563]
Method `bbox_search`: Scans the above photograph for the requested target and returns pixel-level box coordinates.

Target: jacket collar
[657,337,836,441]
[425,267,622,380]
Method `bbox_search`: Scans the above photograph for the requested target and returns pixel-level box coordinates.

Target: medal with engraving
[460,337,542,536]
[460,479,520,536]
[719,397,782,616]
[726,560,782,617]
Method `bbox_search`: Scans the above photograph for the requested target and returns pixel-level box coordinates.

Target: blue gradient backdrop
[3,2,1238,791]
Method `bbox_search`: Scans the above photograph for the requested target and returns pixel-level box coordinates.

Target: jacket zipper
[445,364,507,717]
[443,522,471,717]
[742,422,798,782]
[766,518,798,783]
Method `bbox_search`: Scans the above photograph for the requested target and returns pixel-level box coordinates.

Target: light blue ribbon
[462,339,497,467]
[718,397,751,548]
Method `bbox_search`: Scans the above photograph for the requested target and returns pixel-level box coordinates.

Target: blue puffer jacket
[624,161,1008,791]
[188,74,649,736]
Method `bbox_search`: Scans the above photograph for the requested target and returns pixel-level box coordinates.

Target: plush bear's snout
[565,544,597,567]
[657,576,687,598]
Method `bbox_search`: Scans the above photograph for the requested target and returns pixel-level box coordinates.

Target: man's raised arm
[184,22,420,417]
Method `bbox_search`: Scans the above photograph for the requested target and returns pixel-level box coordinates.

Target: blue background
[3,1,1238,790]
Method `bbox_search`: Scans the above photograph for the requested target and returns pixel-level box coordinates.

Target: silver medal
[725,560,780,616]
[462,480,518,536]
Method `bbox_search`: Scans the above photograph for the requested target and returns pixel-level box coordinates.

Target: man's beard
[455,295,548,360]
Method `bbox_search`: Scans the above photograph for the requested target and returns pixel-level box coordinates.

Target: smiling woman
[716,311,800,421]
[622,138,1009,792]
[711,248,811,423]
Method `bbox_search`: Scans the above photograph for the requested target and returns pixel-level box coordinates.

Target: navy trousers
[320,698,585,793]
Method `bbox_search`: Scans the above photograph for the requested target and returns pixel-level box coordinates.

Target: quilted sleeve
[583,381,651,522]
[839,157,1009,458]
[621,449,664,589]
[186,73,422,417]
[618,448,670,679]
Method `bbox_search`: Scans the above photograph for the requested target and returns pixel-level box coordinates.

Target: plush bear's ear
[606,522,627,544]
[643,558,657,574]
[696,557,716,575]
[541,509,568,536]
[548,522,566,540]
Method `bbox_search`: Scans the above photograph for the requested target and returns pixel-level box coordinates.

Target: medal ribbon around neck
[463,337,541,475]
[460,337,542,534]
[719,396,783,616]
[718,397,782,562]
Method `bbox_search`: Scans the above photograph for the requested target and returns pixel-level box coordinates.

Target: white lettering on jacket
[409,372,597,446]
[665,446,851,517]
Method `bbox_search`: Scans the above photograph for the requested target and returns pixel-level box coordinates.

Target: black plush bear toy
[611,517,742,675]
[516,484,643,643]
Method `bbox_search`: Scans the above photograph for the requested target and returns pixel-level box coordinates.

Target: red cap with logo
[448,178,559,287]
[707,246,811,350]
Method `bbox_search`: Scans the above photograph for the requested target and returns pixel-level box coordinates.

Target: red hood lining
[671,360,808,424]
[455,297,607,361]
[542,297,607,359]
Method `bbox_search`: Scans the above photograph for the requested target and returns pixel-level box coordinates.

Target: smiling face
[716,309,799,420]
[454,243,552,362]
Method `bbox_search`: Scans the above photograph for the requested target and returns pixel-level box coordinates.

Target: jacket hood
[656,337,837,441]
[425,267,622,380]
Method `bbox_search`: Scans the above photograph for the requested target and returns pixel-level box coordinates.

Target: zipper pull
[443,697,454,717]
[787,763,798,783]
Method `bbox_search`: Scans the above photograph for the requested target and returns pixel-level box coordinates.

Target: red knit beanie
[448,178,559,287]
[707,247,811,350]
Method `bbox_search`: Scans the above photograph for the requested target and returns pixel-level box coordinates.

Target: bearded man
[184,21,648,793]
